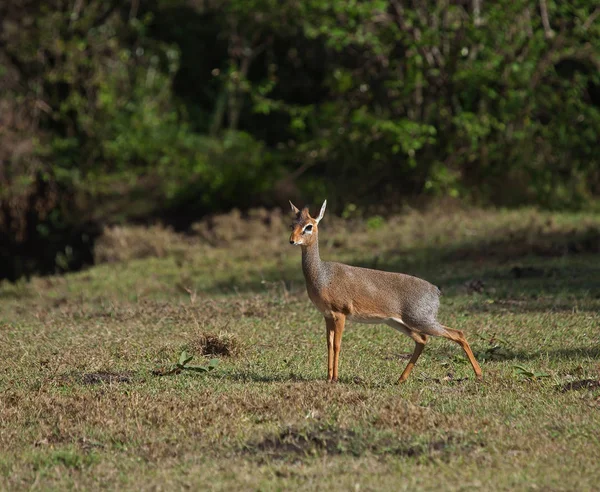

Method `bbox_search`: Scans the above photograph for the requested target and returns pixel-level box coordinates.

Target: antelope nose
[289,239,294,244]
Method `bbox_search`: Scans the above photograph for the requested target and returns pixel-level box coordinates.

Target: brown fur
[289,200,483,383]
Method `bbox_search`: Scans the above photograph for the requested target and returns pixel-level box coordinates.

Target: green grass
[1,206,600,490]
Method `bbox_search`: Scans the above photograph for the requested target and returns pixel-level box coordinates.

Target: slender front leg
[325,317,335,381]
[332,313,346,382]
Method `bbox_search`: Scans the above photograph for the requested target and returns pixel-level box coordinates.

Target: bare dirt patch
[559,379,600,393]
[245,424,481,463]
[249,426,361,460]
[59,371,135,385]
[81,371,134,385]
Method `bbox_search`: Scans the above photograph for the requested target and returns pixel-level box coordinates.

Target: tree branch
[539,0,555,39]
[473,0,482,27]
[583,7,600,31]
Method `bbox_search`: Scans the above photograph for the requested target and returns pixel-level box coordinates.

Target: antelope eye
[303,224,313,233]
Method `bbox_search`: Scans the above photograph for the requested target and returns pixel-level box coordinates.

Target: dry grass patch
[371,399,443,432]
[191,207,288,246]
[188,331,241,357]
[94,224,193,264]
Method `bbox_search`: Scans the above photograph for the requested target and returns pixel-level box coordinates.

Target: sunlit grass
[1,206,599,490]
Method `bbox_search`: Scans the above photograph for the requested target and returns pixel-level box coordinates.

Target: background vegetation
[1,0,599,279]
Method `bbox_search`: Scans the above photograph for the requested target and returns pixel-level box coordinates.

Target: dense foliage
[1,0,599,278]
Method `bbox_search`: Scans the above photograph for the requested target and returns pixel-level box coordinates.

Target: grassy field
[1,206,600,491]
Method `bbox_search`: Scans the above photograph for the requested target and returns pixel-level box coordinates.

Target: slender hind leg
[440,326,483,380]
[397,333,428,384]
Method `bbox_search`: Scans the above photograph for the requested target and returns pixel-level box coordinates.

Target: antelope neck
[301,240,322,283]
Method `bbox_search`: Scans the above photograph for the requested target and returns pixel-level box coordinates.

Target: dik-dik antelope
[289,200,483,383]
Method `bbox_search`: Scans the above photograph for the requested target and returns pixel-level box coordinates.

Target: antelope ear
[315,199,327,224]
[289,200,300,215]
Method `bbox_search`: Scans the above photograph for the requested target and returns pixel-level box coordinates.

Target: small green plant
[366,215,385,230]
[513,365,550,381]
[476,333,514,362]
[341,203,358,220]
[153,351,219,376]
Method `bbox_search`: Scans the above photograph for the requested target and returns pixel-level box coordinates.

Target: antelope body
[289,200,483,383]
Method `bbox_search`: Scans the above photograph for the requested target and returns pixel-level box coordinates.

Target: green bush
[1,0,600,278]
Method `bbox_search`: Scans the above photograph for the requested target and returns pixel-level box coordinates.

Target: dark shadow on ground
[211,371,320,383]
[379,224,600,265]
[429,345,600,364]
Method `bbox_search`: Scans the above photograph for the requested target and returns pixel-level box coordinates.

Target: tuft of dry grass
[188,331,241,357]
